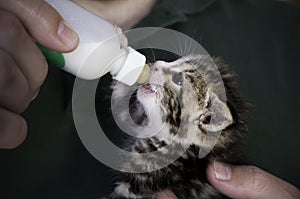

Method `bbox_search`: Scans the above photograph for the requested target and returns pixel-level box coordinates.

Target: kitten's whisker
[146,40,156,63]
[182,38,187,55]
[187,40,194,55]
[167,37,184,58]
[176,35,184,56]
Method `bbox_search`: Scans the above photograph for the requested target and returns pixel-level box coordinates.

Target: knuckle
[15,94,30,114]
[0,11,25,42]
[39,57,48,83]
[0,50,31,113]
[31,0,51,22]
[249,166,268,193]
[0,51,15,90]
[30,57,48,91]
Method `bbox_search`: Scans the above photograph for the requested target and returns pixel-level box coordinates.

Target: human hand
[207,161,300,199]
[157,161,300,199]
[155,190,178,199]
[0,0,79,149]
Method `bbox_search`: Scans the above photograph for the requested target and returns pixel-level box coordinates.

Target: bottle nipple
[136,64,151,84]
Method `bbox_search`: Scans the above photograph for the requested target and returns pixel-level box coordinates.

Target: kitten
[104,55,249,199]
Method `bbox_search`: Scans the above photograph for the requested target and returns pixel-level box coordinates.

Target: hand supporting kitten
[158,161,300,199]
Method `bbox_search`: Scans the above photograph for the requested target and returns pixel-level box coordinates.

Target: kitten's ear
[200,92,233,132]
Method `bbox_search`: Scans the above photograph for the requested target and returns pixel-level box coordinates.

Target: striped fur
[104,55,250,199]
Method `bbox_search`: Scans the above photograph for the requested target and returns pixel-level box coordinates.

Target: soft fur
[104,55,250,199]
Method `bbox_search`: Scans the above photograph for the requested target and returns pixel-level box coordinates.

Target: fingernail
[57,20,79,49]
[213,161,232,180]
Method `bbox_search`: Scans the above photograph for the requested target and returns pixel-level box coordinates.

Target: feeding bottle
[41,0,150,86]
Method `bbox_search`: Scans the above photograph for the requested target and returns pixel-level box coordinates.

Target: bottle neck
[109,48,128,76]
[111,47,146,86]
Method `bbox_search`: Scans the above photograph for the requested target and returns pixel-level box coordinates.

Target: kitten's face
[134,55,233,148]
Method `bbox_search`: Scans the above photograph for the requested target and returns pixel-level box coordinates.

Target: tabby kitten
[104,55,249,199]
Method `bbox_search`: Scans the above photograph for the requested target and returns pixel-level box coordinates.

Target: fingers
[0,11,47,93]
[207,161,300,199]
[0,49,31,113]
[0,0,79,149]
[0,107,27,149]
[0,0,79,52]
[155,190,178,199]
[0,42,30,149]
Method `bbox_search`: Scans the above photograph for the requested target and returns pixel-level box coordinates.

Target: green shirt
[1,0,299,198]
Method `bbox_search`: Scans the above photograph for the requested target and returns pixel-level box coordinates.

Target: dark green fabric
[1,0,299,198]
[137,0,300,186]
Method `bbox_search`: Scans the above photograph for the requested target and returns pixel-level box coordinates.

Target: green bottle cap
[36,43,65,68]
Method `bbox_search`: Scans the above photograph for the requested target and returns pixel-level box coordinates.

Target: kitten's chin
[129,89,149,127]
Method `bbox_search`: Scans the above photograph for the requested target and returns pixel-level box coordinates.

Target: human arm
[72,0,157,30]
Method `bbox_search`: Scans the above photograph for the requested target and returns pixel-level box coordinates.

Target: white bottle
[43,0,146,86]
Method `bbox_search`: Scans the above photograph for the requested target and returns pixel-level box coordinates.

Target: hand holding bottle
[0,0,79,149]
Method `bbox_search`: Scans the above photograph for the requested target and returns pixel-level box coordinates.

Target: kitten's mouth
[140,84,154,93]
[139,83,158,95]
[129,83,161,126]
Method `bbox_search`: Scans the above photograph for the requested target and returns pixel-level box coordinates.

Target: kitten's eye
[172,72,183,86]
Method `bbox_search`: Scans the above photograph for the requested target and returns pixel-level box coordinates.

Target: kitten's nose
[152,61,166,71]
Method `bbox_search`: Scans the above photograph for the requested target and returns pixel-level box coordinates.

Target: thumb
[155,190,178,199]
[207,161,300,199]
[0,0,79,52]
